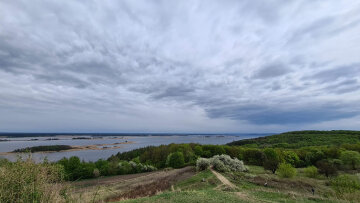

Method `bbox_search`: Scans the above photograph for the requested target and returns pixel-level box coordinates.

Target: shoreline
[0,141,135,155]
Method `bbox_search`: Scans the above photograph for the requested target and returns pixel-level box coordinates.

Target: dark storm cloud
[0,0,360,132]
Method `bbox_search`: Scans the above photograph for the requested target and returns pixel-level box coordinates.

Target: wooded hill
[227,130,360,148]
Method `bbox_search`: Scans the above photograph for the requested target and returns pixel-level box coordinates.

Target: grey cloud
[207,103,359,125]
[311,64,360,83]
[34,73,90,89]
[289,16,335,43]
[0,1,360,132]
[324,79,360,94]
[152,86,194,100]
[253,63,291,79]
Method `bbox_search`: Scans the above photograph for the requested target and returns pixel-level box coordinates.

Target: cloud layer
[1,0,360,133]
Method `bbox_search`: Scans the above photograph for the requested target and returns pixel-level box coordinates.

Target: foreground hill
[227,130,360,148]
[123,166,344,203]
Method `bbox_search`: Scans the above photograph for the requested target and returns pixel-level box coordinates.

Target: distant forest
[228,130,360,148]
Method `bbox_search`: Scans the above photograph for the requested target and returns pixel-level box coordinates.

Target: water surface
[0,134,270,162]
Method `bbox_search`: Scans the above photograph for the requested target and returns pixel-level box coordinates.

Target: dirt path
[210,169,260,202]
[210,168,237,189]
[72,166,196,202]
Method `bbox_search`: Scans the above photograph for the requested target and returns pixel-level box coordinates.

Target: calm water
[0,134,270,162]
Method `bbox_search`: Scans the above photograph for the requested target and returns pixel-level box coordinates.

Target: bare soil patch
[72,166,196,202]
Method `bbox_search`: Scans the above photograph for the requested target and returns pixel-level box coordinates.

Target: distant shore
[0,141,134,155]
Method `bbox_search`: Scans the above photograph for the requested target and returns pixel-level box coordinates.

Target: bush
[166,152,185,168]
[93,168,100,178]
[316,159,337,177]
[340,151,360,170]
[118,161,133,174]
[196,158,210,171]
[282,151,300,167]
[330,174,360,194]
[0,157,68,202]
[212,158,228,172]
[208,154,247,172]
[304,166,318,178]
[277,163,297,178]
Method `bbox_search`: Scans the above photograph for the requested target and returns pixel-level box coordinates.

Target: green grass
[250,190,338,203]
[121,169,245,203]
[174,169,220,190]
[122,190,246,203]
[118,164,357,203]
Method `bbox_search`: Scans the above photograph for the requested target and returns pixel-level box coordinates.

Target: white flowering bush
[196,154,247,172]
[128,161,157,172]
[196,158,210,171]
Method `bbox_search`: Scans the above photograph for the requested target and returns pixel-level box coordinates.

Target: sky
[0,0,360,133]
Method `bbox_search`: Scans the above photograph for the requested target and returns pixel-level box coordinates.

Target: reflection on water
[0,134,270,162]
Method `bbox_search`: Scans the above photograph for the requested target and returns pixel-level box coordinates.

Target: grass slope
[122,169,246,203]
[228,130,360,148]
[122,166,345,203]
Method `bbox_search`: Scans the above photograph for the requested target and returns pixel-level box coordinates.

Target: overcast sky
[1,0,360,133]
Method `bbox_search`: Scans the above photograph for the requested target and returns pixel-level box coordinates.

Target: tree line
[46,137,360,180]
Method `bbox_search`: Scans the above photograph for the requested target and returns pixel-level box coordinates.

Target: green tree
[95,159,110,176]
[340,150,360,170]
[243,149,265,166]
[282,151,300,167]
[263,148,281,174]
[316,159,337,177]
[166,152,185,168]
[194,146,203,156]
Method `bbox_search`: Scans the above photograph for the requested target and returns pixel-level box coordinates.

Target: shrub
[118,161,133,174]
[282,151,300,167]
[0,157,68,202]
[166,152,185,168]
[340,151,360,170]
[93,168,100,178]
[196,158,210,171]
[330,174,360,194]
[316,159,337,177]
[210,154,247,172]
[304,166,318,178]
[277,163,297,178]
[212,158,228,172]
[305,150,325,166]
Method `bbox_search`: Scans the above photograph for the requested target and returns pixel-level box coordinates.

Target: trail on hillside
[210,168,237,189]
[210,168,260,203]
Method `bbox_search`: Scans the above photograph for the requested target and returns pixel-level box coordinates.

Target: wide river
[0,134,270,162]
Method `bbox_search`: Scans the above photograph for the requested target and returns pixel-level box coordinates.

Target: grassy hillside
[228,130,360,148]
[122,166,347,203]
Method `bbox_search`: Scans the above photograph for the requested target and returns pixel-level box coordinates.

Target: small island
[13,145,73,153]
